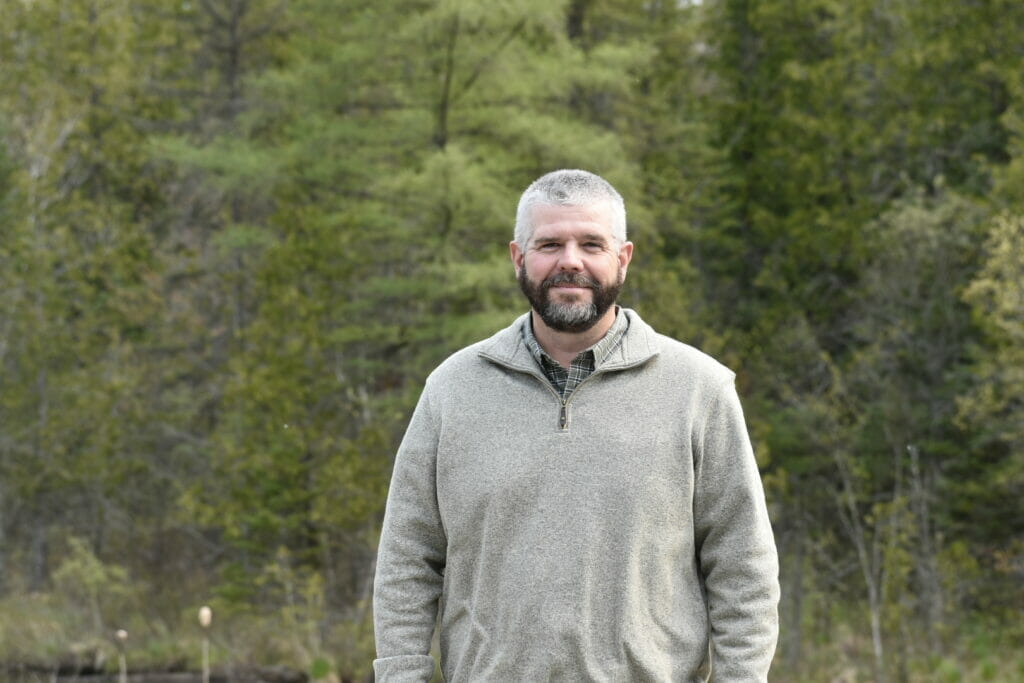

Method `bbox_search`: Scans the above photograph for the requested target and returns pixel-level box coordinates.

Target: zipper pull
[559,403,568,430]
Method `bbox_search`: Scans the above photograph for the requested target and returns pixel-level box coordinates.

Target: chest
[433,370,698,545]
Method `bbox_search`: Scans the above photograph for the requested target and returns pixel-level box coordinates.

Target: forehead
[529,203,614,241]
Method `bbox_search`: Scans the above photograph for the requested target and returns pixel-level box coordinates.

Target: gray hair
[514,169,627,248]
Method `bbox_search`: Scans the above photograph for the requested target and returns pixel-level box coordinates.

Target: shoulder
[422,314,528,392]
[621,309,735,389]
[653,332,735,385]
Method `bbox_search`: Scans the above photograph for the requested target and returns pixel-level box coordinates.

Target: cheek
[525,255,555,277]
[592,257,620,278]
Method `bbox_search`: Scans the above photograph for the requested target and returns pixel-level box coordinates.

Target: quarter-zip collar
[521,307,629,399]
[477,307,660,377]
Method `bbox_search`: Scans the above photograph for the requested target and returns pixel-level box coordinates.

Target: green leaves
[960,213,1024,451]
[1,0,1023,676]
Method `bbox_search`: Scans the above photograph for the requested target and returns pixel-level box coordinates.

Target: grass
[3,588,1021,683]
[0,592,375,682]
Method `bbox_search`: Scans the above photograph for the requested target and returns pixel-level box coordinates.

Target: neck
[530,307,617,368]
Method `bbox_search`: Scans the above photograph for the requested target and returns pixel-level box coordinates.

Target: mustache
[544,272,599,289]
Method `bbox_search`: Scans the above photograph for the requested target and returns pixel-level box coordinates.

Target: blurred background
[0,0,1021,681]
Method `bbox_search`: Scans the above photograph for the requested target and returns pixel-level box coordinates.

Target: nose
[557,242,584,272]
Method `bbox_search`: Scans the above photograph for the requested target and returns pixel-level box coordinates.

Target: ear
[618,240,634,276]
[509,240,525,276]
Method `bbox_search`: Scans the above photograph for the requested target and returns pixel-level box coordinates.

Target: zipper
[556,371,604,431]
[479,348,654,433]
[539,370,605,432]
[522,370,572,432]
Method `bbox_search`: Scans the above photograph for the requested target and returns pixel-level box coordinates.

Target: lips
[551,285,591,296]
[545,273,598,290]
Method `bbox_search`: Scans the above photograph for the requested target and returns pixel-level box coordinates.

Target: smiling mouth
[550,285,592,299]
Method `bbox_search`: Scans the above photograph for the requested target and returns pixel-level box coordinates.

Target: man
[373,170,779,681]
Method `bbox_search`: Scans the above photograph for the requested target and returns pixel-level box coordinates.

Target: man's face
[510,203,633,333]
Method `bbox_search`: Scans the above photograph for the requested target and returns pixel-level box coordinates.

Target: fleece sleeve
[372,385,447,682]
[692,378,780,682]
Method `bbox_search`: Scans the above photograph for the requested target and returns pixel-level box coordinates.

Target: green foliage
[1,0,1023,679]
[0,593,70,660]
[959,212,1024,450]
[254,548,328,670]
[52,538,136,635]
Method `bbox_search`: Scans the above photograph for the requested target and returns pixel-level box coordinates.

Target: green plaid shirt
[522,307,629,400]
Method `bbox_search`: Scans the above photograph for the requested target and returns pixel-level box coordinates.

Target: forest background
[1,0,1022,681]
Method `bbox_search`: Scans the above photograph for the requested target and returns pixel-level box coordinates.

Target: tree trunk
[833,447,887,683]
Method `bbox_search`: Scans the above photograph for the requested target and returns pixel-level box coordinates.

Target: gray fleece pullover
[373,309,779,682]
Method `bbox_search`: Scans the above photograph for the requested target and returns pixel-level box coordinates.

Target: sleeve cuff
[372,654,436,682]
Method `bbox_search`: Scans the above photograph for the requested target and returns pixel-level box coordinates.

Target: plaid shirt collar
[521,307,628,399]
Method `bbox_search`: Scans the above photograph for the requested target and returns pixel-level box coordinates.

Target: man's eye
[538,243,559,250]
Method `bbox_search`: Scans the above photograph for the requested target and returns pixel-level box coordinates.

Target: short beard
[517,268,622,333]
